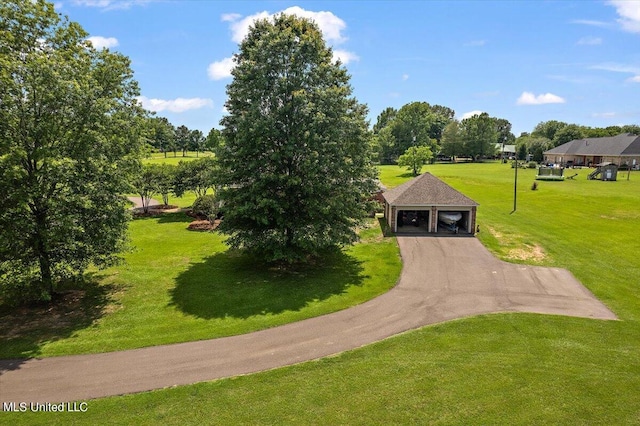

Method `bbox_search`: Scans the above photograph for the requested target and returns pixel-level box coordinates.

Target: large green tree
[0,0,145,302]
[175,125,190,157]
[440,120,464,161]
[552,124,584,147]
[217,14,376,263]
[459,112,497,160]
[149,116,175,158]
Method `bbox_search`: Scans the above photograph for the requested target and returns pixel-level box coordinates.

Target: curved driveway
[0,236,616,403]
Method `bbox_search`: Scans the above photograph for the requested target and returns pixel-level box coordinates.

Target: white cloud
[224,7,347,45]
[332,49,359,64]
[570,19,611,28]
[516,92,566,105]
[461,110,484,120]
[136,96,213,113]
[212,7,355,79]
[608,0,640,33]
[592,112,617,118]
[221,13,242,22]
[73,0,152,10]
[207,56,235,80]
[577,36,602,45]
[87,36,119,49]
[402,74,409,81]
[590,63,640,74]
[628,75,640,82]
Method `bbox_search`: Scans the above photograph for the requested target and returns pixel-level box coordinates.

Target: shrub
[191,194,220,223]
[528,161,538,169]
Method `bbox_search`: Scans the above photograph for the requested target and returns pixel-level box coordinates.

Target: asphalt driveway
[0,236,616,403]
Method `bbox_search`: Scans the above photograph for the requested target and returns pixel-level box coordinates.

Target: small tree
[155,164,176,206]
[397,146,433,176]
[189,129,205,157]
[174,157,216,198]
[131,164,158,213]
[175,125,190,157]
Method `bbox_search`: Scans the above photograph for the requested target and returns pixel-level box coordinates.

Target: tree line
[516,121,640,163]
[147,117,222,158]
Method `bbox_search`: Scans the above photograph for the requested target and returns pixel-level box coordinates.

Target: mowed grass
[142,151,213,166]
[0,214,401,358]
[4,162,640,424]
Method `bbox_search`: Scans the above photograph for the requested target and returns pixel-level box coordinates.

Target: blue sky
[55,0,640,136]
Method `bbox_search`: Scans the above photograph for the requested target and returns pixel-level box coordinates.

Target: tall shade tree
[390,102,439,160]
[149,116,175,158]
[440,120,464,161]
[175,125,190,157]
[459,112,497,160]
[552,124,584,147]
[189,129,205,157]
[372,107,397,134]
[0,0,145,302]
[217,14,377,263]
[205,127,223,154]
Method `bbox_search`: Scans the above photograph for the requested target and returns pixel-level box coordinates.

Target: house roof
[544,133,640,157]
[495,143,516,153]
[383,172,478,207]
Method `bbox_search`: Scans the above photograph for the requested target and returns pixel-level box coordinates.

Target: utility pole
[511,154,518,214]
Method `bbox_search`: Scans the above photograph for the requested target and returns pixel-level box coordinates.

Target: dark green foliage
[0,0,145,303]
[175,125,190,157]
[373,102,454,164]
[372,107,397,134]
[517,144,528,161]
[217,14,377,263]
[191,194,220,223]
[205,128,223,154]
[148,117,176,158]
[460,112,498,160]
[189,129,205,157]
[173,157,216,198]
[552,124,584,147]
[440,120,464,160]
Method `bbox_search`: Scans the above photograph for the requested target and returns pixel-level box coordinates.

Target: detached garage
[382,172,478,235]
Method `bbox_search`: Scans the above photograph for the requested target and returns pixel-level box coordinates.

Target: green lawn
[142,151,213,166]
[3,162,640,424]
[0,214,401,358]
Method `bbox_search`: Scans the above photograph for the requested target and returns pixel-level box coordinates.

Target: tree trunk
[34,208,54,298]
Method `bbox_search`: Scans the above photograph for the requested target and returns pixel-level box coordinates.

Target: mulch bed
[187,218,221,231]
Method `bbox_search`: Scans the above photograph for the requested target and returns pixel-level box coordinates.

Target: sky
[52,0,640,136]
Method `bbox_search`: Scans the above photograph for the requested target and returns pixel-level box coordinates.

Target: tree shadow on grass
[169,249,366,319]
[0,273,119,366]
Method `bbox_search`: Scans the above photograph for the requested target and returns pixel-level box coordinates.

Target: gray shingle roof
[383,172,478,206]
[544,133,640,156]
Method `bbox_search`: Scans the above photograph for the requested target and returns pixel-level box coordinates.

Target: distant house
[382,172,478,235]
[495,143,516,159]
[543,133,640,168]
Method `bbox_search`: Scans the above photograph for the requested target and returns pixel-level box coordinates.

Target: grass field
[3,162,640,424]
[142,151,213,166]
[0,214,400,358]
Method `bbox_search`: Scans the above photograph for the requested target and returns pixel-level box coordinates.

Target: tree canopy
[397,146,433,176]
[0,0,146,303]
[216,13,376,263]
[373,101,454,164]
